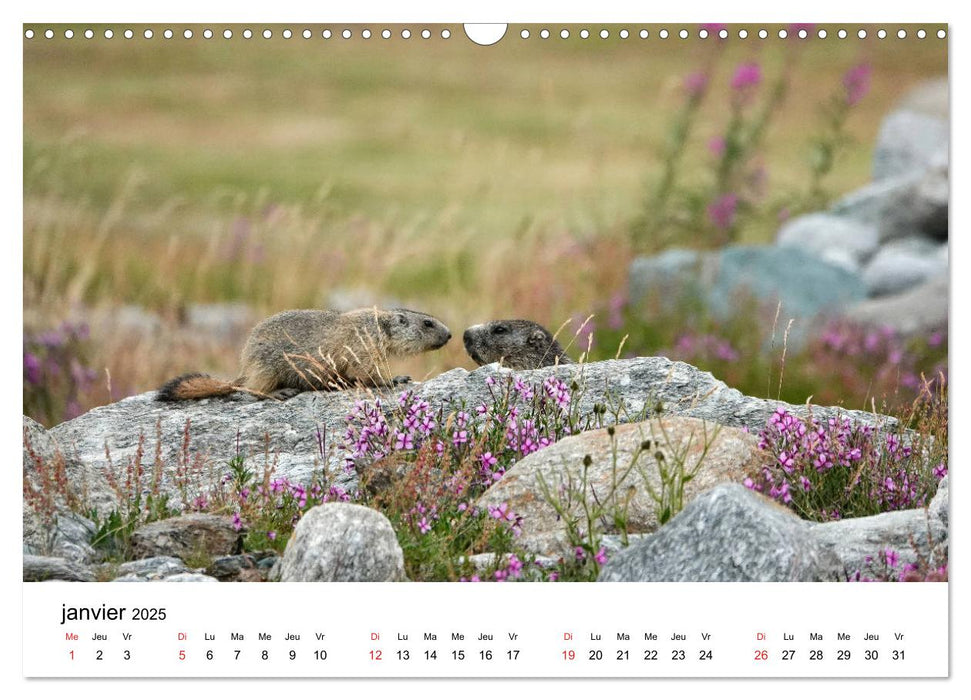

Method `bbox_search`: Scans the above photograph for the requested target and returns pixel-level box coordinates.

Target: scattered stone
[598,484,843,582]
[115,556,191,580]
[929,475,949,530]
[628,248,709,310]
[279,503,405,582]
[477,418,767,557]
[23,554,96,582]
[776,213,879,270]
[206,554,266,581]
[845,277,948,336]
[162,573,220,582]
[130,514,244,561]
[861,237,948,297]
[873,110,948,181]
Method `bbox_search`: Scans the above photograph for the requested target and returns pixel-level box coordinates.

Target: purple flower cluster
[343,392,438,471]
[851,548,948,583]
[707,193,738,230]
[842,63,872,106]
[748,408,943,519]
[24,321,98,424]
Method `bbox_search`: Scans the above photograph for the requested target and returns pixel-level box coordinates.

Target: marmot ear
[529,329,549,347]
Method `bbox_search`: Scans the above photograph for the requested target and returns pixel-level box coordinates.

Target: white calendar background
[22,582,947,678]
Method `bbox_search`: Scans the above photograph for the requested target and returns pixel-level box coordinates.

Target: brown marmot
[463,320,573,370]
[158,307,451,401]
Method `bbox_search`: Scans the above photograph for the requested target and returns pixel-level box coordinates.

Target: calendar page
[19,4,953,689]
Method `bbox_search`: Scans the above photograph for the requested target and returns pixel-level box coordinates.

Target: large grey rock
[47,358,897,519]
[896,77,949,120]
[861,237,948,297]
[130,514,243,560]
[809,506,946,578]
[23,555,96,582]
[278,503,405,582]
[845,277,948,336]
[476,418,768,557]
[873,110,948,181]
[629,245,866,321]
[22,416,98,564]
[598,484,842,582]
[776,213,879,270]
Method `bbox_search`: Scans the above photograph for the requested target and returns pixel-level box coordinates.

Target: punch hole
[283,29,293,39]
[540,29,550,39]
[362,29,371,39]
[600,29,609,39]
[560,29,569,39]
[323,29,332,39]
[658,29,668,39]
[382,29,391,39]
[858,29,867,39]
[163,29,173,39]
[877,29,887,39]
[303,29,311,39]
[897,29,907,39]
[441,29,451,39]
[619,29,629,39]
[185,29,194,39]
[243,29,253,39]
[679,29,688,39]
[342,29,352,39]
[917,29,927,39]
[64,29,74,39]
[837,29,847,39]
[798,29,807,39]
[25,29,34,39]
[580,29,590,39]
[718,29,728,39]
[463,24,505,46]
[402,29,411,39]
[262,29,272,39]
[223,29,233,39]
[739,29,748,39]
[817,29,827,38]
[699,29,709,39]
[777,29,786,39]
[105,29,114,39]
[421,29,431,39]
[143,29,153,39]
[640,29,649,39]
[937,29,946,39]
[85,29,93,39]
[758,29,768,39]
[203,29,213,39]
[124,29,133,39]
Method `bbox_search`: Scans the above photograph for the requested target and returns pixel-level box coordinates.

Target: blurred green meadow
[23,24,948,424]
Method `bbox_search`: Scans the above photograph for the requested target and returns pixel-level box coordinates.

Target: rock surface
[861,237,948,297]
[629,245,866,320]
[22,416,98,564]
[598,485,843,582]
[477,418,768,556]
[873,110,949,182]
[130,514,244,560]
[45,358,896,516]
[112,556,192,581]
[23,555,96,582]
[776,213,879,270]
[845,277,948,336]
[278,503,405,582]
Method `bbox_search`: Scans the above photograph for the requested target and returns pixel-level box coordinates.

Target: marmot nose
[446,332,453,342]
[463,329,472,345]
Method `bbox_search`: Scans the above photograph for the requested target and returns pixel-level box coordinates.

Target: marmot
[158,307,452,401]
[463,320,573,370]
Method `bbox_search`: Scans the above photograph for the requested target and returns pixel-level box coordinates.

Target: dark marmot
[463,320,573,370]
[158,307,451,401]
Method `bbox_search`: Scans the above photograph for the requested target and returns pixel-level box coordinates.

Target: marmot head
[379,309,452,355]
[463,320,573,370]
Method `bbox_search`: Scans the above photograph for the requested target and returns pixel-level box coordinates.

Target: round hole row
[517,27,944,40]
[24,27,947,41]
[23,27,453,40]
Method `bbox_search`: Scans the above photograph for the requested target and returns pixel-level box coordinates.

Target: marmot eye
[493,325,507,335]
[423,319,435,329]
